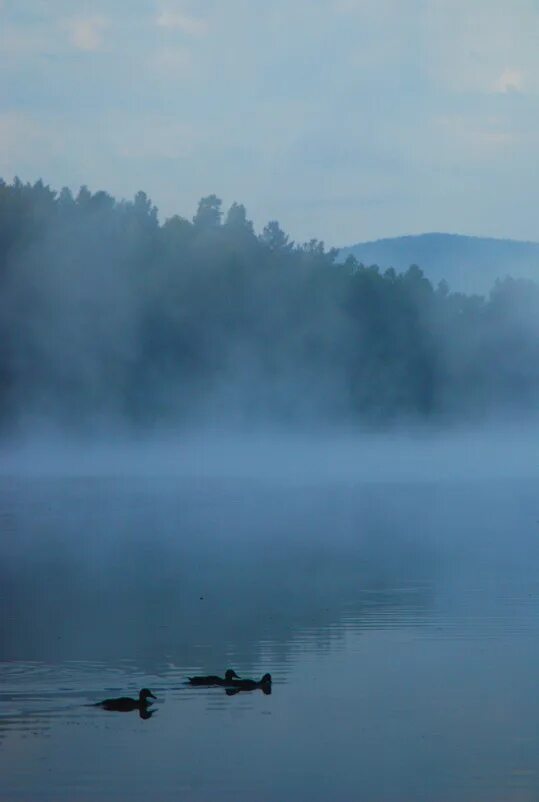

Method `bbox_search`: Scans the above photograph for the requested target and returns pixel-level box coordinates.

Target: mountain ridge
[338,232,539,293]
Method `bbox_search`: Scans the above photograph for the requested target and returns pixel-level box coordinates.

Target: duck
[229,673,272,691]
[96,688,156,712]
[188,669,240,686]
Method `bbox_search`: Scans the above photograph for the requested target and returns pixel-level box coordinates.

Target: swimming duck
[188,669,240,686]
[96,688,156,712]
[226,682,272,696]
[229,673,272,691]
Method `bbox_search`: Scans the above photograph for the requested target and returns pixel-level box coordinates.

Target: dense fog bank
[1,178,538,433]
[1,426,538,484]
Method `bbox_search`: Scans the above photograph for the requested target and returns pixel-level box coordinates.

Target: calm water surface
[1,475,539,801]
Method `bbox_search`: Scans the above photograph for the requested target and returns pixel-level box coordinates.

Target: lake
[1,464,539,801]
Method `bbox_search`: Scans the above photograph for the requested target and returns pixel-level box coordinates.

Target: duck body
[97,688,156,712]
[230,673,272,691]
[188,669,239,687]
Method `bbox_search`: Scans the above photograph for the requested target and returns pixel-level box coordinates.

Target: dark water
[1,474,539,801]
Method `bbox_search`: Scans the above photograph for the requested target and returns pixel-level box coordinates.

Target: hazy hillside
[2,179,539,429]
[339,233,539,294]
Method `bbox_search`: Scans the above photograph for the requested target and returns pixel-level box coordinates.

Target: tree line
[0,177,538,430]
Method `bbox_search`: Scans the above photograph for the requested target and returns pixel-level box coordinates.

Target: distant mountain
[338,233,539,294]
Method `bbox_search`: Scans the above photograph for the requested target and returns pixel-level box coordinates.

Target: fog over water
[1,430,539,800]
[1,178,539,800]
[3,1,539,795]
[1,179,539,800]
[1,424,538,482]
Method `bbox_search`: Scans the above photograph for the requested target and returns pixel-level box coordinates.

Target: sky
[1,0,538,245]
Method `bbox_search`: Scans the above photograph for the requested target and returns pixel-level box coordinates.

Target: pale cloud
[108,116,195,161]
[493,67,525,94]
[152,45,194,78]
[65,16,108,51]
[425,1,539,95]
[0,111,29,154]
[156,8,207,36]
[433,114,516,159]
[0,111,47,157]
[0,112,62,177]
[333,0,410,17]
[3,0,539,243]
[0,26,47,57]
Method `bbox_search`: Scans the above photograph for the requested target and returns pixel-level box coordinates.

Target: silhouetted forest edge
[1,178,538,431]
[340,233,539,294]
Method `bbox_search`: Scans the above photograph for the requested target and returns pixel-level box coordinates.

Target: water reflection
[0,477,437,668]
[1,477,539,801]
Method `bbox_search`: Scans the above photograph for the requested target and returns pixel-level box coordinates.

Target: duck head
[139,688,157,703]
[224,669,240,681]
[260,673,272,684]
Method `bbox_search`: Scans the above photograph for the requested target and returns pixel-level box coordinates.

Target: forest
[0,178,538,431]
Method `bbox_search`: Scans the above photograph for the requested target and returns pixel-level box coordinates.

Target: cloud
[0,111,63,177]
[333,0,409,17]
[433,114,517,161]
[107,116,195,161]
[156,9,207,36]
[493,68,525,94]
[152,45,194,78]
[66,16,108,51]
[425,1,538,95]
[3,0,539,244]
[0,111,28,153]
[0,111,48,156]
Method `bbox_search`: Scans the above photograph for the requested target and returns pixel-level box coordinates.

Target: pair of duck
[188,669,272,691]
[96,670,271,713]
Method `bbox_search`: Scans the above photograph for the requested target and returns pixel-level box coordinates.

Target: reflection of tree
[0,480,437,673]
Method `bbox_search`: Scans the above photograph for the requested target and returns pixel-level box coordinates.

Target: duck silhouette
[96,688,156,715]
[229,673,272,692]
[188,669,240,686]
